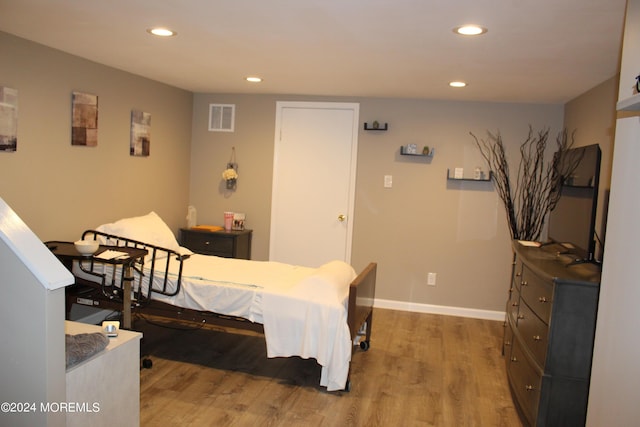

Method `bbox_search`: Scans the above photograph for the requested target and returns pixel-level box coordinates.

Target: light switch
[384,175,393,188]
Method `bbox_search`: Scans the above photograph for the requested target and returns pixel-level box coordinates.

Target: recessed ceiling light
[246,76,263,83]
[449,81,467,88]
[147,27,177,37]
[453,25,487,36]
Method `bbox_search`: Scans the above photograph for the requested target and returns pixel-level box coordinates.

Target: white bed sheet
[74,253,356,391]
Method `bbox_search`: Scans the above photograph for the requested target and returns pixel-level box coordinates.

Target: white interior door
[270,102,359,267]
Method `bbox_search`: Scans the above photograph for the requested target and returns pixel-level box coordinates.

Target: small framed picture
[232,213,245,230]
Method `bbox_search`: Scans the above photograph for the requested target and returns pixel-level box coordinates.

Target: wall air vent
[208,104,235,132]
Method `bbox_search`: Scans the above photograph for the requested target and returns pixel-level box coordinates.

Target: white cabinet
[65,321,141,427]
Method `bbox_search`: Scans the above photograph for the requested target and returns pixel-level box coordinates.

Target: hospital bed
[63,212,376,392]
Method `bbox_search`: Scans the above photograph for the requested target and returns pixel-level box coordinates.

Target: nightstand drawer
[180,228,252,259]
[184,232,233,254]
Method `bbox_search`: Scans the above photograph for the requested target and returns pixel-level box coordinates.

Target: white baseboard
[373,298,506,322]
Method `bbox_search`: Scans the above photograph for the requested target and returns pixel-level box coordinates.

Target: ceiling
[0,0,627,104]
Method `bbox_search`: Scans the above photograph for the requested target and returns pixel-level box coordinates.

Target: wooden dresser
[179,228,252,259]
[504,241,601,426]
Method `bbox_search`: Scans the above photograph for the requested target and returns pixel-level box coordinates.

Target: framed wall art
[0,86,18,152]
[71,91,98,146]
[130,109,151,156]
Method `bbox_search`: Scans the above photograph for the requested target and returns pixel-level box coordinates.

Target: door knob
[338,214,347,222]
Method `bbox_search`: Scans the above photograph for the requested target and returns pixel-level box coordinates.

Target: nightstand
[179,228,252,259]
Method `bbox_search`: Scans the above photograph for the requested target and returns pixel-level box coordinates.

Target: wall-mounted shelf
[446,168,493,181]
[400,146,434,157]
[364,122,388,131]
[616,93,640,111]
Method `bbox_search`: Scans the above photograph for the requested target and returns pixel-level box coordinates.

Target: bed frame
[64,230,376,391]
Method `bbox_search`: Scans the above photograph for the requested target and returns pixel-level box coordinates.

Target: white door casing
[269,101,359,267]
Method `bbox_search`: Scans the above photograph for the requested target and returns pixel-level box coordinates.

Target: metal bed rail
[81,230,190,302]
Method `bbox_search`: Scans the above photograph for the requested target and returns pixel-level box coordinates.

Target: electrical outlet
[427,272,437,286]
[384,175,393,188]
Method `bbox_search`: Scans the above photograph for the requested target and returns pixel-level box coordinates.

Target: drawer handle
[533,335,541,341]
[511,302,519,307]
[517,314,525,320]
[511,356,518,362]
[521,281,528,286]
[504,340,511,346]
[538,296,548,303]
[525,385,535,392]
[204,241,210,245]
[515,272,521,277]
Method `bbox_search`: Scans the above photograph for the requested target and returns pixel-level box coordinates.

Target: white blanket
[75,254,357,391]
[261,260,356,391]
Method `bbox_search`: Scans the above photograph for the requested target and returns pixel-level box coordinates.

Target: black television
[547,144,602,263]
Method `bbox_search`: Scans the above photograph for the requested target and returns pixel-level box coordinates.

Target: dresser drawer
[517,300,549,368]
[506,286,520,326]
[512,258,524,291]
[520,264,553,323]
[503,317,515,363]
[508,338,542,426]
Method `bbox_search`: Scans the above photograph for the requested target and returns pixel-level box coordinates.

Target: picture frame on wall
[130,109,151,156]
[71,91,98,146]
[0,86,18,152]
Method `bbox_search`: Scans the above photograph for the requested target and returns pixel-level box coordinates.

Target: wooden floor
[137,308,522,427]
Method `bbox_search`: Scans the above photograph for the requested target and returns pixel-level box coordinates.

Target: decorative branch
[471,126,581,242]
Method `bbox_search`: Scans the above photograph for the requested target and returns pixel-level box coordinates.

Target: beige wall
[4,30,616,316]
[564,75,618,261]
[190,93,563,313]
[0,32,193,241]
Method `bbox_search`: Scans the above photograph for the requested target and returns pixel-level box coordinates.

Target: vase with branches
[471,126,582,242]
